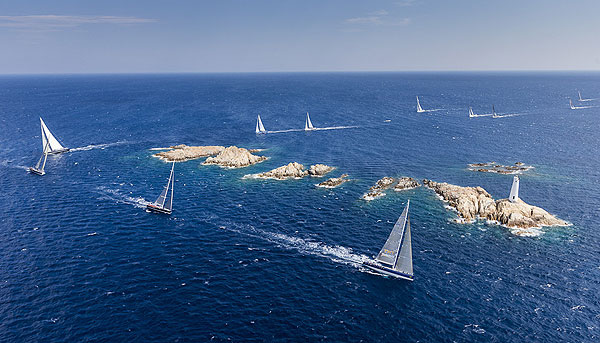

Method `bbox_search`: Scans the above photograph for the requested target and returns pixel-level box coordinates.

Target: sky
[0,0,599,74]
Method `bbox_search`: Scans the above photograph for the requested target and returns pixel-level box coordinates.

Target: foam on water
[95,186,150,208]
[70,141,129,152]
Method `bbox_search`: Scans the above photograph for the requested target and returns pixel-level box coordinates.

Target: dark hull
[146,204,172,215]
[28,167,45,176]
[48,148,70,155]
[362,260,413,281]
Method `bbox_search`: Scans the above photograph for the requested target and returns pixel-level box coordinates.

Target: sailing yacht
[578,91,593,102]
[255,115,266,134]
[28,142,50,176]
[304,112,315,131]
[569,98,590,110]
[416,96,425,113]
[146,162,175,215]
[491,105,500,118]
[363,200,413,281]
[469,107,475,118]
[40,117,69,154]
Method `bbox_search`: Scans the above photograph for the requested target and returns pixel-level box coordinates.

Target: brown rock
[203,146,267,168]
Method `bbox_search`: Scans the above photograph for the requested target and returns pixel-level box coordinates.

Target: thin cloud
[0,15,157,31]
[344,10,410,27]
[395,0,417,6]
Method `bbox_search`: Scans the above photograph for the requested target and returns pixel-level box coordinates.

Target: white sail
[375,200,412,277]
[509,176,519,202]
[579,91,583,102]
[469,107,475,118]
[154,162,174,210]
[416,96,425,113]
[305,112,314,130]
[256,115,266,133]
[40,117,67,153]
[492,105,499,118]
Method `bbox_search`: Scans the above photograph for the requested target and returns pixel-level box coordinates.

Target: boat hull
[47,148,70,155]
[146,204,172,215]
[28,167,45,176]
[362,260,413,281]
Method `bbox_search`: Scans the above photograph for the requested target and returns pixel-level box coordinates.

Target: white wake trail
[70,141,129,152]
[95,186,150,209]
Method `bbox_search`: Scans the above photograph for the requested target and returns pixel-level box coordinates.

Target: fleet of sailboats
[146,162,175,215]
[363,200,413,281]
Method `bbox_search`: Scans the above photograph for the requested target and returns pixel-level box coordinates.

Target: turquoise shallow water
[0,72,599,341]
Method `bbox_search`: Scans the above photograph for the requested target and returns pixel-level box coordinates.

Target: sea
[0,72,598,342]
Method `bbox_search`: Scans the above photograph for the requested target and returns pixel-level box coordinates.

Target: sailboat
[578,91,593,102]
[255,115,266,134]
[40,117,69,154]
[146,162,175,215]
[363,200,413,281]
[469,107,475,118]
[416,96,425,113]
[491,105,500,118]
[304,112,315,131]
[569,98,590,110]
[28,141,50,176]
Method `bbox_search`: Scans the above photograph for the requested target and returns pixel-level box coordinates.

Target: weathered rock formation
[394,177,421,192]
[423,179,568,232]
[468,162,533,174]
[308,164,335,177]
[203,146,267,168]
[153,145,225,162]
[362,177,398,201]
[247,162,335,180]
[316,174,349,188]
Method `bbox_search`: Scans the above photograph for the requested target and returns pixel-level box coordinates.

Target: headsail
[305,112,314,130]
[40,117,67,153]
[256,115,266,133]
[376,200,411,271]
[416,96,424,113]
[155,162,174,210]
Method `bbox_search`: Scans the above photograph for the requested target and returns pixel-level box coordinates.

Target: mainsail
[305,112,314,130]
[40,117,67,153]
[375,200,413,276]
[416,96,425,113]
[256,115,266,133]
[154,162,175,211]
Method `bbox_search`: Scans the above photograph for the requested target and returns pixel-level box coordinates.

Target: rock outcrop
[308,164,335,177]
[468,162,533,174]
[316,174,349,188]
[246,162,335,180]
[423,179,568,232]
[153,145,225,162]
[203,146,267,168]
[362,177,397,201]
[394,177,421,192]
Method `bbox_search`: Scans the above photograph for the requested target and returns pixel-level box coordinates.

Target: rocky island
[153,144,225,162]
[362,176,420,201]
[316,174,349,188]
[423,179,568,235]
[202,146,267,168]
[468,162,533,174]
[246,162,335,180]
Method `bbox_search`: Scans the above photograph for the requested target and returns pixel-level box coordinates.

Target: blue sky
[0,0,599,73]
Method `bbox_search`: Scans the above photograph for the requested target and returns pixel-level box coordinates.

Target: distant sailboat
[146,162,175,215]
[28,141,50,176]
[416,96,425,113]
[578,91,593,102]
[256,115,266,134]
[492,105,500,118]
[509,176,519,203]
[40,117,69,154]
[569,98,590,110]
[469,107,475,118]
[363,200,413,281]
[304,112,315,131]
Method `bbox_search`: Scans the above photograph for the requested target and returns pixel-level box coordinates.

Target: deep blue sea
[0,72,599,342]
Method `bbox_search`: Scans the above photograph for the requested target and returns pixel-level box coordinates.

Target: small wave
[96,186,150,209]
[509,227,542,237]
[0,159,29,170]
[70,141,128,152]
[149,147,171,151]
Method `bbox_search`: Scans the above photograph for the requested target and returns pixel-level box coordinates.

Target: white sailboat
[578,91,593,102]
[304,112,315,131]
[363,200,413,281]
[469,107,475,118]
[255,115,266,134]
[146,162,175,215]
[40,117,69,154]
[569,98,590,110]
[28,141,50,176]
[416,96,425,113]
[492,105,500,118]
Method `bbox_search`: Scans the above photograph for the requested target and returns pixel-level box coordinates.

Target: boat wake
[0,159,29,171]
[493,113,525,118]
[218,221,369,267]
[95,186,150,209]
[71,141,129,152]
[266,126,358,134]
